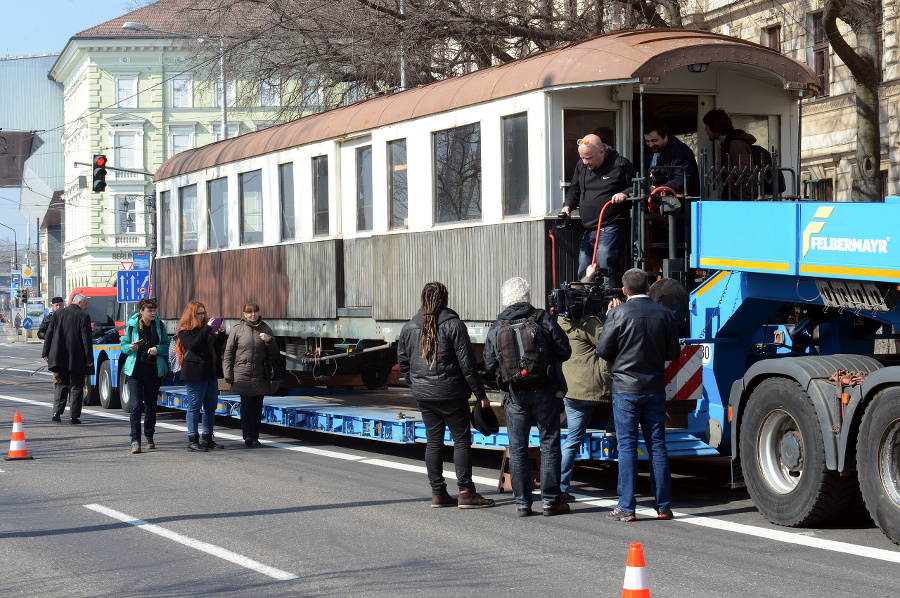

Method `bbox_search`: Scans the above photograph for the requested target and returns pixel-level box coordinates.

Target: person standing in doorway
[42,293,94,424]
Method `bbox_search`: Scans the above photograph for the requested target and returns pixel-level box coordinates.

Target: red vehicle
[68,287,126,330]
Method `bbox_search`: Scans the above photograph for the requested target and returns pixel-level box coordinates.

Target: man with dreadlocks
[398,282,495,509]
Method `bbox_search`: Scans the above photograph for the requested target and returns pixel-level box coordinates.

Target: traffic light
[92,155,108,192]
[20,289,27,303]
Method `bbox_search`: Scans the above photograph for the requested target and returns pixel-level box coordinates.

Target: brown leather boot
[458,490,495,509]
[431,492,457,508]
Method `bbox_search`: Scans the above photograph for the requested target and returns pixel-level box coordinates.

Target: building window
[180,184,198,252]
[215,80,236,107]
[810,178,833,201]
[239,170,263,245]
[764,25,781,52]
[115,133,137,168]
[118,197,136,233]
[501,112,529,217]
[812,12,829,97]
[356,146,373,232]
[172,76,192,108]
[211,123,239,142]
[279,163,295,240]
[881,170,888,201]
[160,191,172,254]
[171,133,192,156]
[260,79,280,107]
[116,76,137,108]
[433,123,482,224]
[207,177,228,249]
[312,156,329,236]
[387,139,408,230]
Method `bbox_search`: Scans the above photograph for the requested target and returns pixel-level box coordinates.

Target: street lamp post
[122,22,229,139]
[0,222,18,270]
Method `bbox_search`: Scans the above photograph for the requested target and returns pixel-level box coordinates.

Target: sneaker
[457,490,495,509]
[51,414,61,422]
[245,439,254,447]
[145,439,156,450]
[131,442,141,454]
[70,418,81,425]
[431,492,457,508]
[516,507,533,517]
[252,440,262,447]
[559,491,577,502]
[657,508,674,520]
[543,502,571,517]
[607,507,636,522]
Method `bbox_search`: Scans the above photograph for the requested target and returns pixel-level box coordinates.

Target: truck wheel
[361,365,391,390]
[84,374,99,406]
[98,360,120,409]
[857,387,900,544]
[118,366,132,413]
[740,377,854,526]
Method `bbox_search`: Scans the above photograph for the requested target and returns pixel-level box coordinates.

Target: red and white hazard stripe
[665,345,703,401]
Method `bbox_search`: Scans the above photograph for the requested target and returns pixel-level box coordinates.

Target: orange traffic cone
[6,412,34,461]
[621,542,650,597]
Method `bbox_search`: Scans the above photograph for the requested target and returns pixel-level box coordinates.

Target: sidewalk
[1,325,40,344]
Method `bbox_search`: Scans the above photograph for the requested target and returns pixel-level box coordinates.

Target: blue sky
[0,1,137,247]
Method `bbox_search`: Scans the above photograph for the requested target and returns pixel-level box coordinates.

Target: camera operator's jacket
[559,315,612,402]
[120,312,170,378]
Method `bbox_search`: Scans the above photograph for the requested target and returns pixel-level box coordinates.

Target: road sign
[11,283,18,291]
[22,278,32,288]
[22,267,32,277]
[11,274,20,285]
[132,251,151,270]
[139,286,147,295]
[121,261,134,271]
[117,269,151,302]
[22,317,33,330]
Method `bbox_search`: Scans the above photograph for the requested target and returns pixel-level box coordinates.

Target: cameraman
[558,266,613,501]
[120,298,170,454]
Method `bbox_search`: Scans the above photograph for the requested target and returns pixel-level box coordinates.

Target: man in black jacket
[37,296,65,340]
[484,277,572,517]
[596,268,680,522]
[561,133,636,287]
[42,294,94,424]
[643,121,700,197]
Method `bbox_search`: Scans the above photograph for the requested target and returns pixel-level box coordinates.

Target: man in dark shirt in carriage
[643,120,700,197]
[561,133,636,289]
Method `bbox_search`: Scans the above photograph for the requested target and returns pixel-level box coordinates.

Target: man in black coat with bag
[42,294,94,424]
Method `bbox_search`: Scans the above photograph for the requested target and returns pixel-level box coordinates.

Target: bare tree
[824,0,882,202]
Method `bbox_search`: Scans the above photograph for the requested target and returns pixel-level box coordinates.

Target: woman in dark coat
[176,301,226,452]
[223,302,282,447]
[397,282,494,509]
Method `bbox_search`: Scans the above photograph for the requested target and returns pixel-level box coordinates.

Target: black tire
[84,374,99,406]
[857,387,900,544]
[361,365,391,390]
[740,377,855,526]
[118,364,132,413]
[98,360,120,409]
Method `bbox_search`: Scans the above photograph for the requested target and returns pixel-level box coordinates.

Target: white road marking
[2,368,53,376]
[3,394,900,563]
[84,504,298,581]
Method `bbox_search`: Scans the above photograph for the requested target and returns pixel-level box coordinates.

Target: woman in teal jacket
[120,297,170,454]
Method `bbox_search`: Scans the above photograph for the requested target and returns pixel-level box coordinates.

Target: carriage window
[356,146,373,232]
[160,191,172,254]
[179,184,198,252]
[433,123,481,223]
[388,139,408,230]
[239,170,263,245]
[502,113,529,217]
[207,177,228,249]
[562,109,616,208]
[279,163,296,241]
[312,156,329,236]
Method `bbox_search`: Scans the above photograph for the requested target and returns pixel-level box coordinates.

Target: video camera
[548,280,619,319]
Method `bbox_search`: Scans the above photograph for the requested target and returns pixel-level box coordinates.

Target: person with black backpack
[484,277,572,517]
[703,108,771,201]
[397,282,495,510]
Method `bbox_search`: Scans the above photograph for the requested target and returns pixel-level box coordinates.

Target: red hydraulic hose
[590,201,613,269]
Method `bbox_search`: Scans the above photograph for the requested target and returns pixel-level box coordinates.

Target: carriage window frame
[501,112,529,217]
[179,184,198,252]
[239,170,264,245]
[356,145,373,232]
[279,162,296,241]
[207,176,229,249]
[432,122,482,224]
[312,155,329,236]
[387,139,408,230]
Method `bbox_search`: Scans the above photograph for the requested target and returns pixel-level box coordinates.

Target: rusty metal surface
[155,29,818,182]
[343,237,374,308]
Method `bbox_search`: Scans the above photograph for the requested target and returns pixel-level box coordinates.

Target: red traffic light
[94,155,107,167]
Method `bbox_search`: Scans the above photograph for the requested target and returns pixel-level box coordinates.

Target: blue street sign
[22,317,33,330]
[117,269,151,302]
[132,251,151,270]
[11,274,20,285]
[22,278,32,287]
[11,283,18,291]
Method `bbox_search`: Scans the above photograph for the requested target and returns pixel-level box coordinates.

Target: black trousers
[53,369,84,420]
[240,395,265,441]
[128,369,161,443]
[417,398,475,494]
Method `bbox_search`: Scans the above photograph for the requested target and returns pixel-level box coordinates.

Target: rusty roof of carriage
[154,28,818,182]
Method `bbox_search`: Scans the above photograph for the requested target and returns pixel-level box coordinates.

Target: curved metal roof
[155,28,818,182]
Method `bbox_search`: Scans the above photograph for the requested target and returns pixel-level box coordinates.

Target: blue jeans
[612,392,671,513]
[560,398,595,492]
[578,224,624,287]
[184,379,219,437]
[503,388,562,509]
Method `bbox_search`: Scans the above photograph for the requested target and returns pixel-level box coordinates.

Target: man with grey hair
[484,277,572,516]
[596,268,680,521]
[42,294,94,424]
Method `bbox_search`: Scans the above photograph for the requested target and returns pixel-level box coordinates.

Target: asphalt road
[2,329,899,597]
